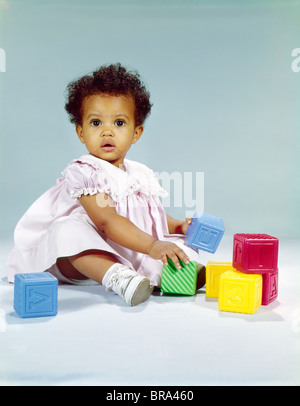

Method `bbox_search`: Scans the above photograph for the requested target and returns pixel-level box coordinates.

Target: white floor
[0,235,299,386]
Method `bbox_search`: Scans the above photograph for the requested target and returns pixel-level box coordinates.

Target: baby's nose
[101,128,114,136]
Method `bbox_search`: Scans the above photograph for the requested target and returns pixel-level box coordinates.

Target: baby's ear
[132,125,143,144]
[76,125,85,144]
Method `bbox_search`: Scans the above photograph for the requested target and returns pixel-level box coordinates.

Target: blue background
[1,0,299,239]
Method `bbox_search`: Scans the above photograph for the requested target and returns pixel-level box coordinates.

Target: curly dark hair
[64,63,152,126]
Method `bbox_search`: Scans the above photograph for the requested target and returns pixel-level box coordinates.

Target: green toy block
[161,259,198,295]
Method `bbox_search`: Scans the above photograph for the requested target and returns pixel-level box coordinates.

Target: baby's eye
[115,119,125,127]
[91,120,101,127]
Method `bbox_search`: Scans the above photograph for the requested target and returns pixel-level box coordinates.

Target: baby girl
[7,63,205,306]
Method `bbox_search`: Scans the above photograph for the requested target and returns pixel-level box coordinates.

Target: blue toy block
[186,211,225,254]
[14,272,58,318]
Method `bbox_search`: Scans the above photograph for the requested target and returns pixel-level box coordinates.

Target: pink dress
[6,154,199,286]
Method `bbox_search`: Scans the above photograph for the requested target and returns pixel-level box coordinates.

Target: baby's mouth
[101,143,116,152]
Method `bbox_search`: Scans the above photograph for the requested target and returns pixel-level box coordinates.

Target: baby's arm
[166,214,192,235]
[79,193,189,269]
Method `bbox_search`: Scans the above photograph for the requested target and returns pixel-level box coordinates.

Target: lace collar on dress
[66,154,168,202]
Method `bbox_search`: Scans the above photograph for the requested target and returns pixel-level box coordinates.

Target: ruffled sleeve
[63,161,111,199]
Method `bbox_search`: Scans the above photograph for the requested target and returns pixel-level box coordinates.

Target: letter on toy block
[262,269,278,305]
[186,211,225,254]
[161,259,198,296]
[233,233,278,274]
[219,270,262,314]
[14,272,58,318]
[206,261,236,298]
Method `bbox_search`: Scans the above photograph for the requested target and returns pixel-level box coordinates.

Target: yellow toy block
[206,261,236,298]
[219,270,262,314]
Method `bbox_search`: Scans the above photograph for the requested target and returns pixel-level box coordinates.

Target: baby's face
[76,93,143,168]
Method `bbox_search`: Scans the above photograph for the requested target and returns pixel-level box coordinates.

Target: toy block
[14,272,58,318]
[262,269,278,306]
[161,259,198,296]
[206,261,236,298]
[233,233,278,274]
[219,270,262,314]
[186,211,225,254]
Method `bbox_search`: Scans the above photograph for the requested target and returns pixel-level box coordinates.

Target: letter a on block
[270,274,277,297]
[28,289,50,310]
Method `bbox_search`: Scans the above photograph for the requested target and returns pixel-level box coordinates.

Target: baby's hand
[181,217,192,235]
[148,240,190,270]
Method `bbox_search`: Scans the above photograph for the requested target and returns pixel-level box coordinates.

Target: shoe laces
[110,267,135,295]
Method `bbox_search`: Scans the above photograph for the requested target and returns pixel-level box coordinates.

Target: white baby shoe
[105,264,153,306]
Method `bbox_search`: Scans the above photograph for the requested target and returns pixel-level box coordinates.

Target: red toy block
[262,269,278,305]
[233,233,278,274]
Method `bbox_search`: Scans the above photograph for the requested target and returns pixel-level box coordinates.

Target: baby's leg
[197,263,206,290]
[57,249,117,284]
[56,250,153,306]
